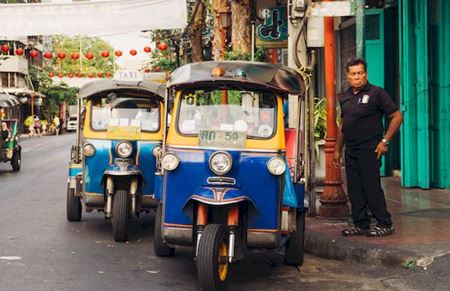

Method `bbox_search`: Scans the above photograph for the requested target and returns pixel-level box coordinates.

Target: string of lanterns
[1,42,168,59]
[1,42,169,78]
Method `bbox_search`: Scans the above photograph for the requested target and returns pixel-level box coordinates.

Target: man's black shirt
[339,83,398,149]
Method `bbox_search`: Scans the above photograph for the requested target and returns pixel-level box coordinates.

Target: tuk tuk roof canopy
[0,94,20,108]
[167,61,306,96]
[78,79,166,100]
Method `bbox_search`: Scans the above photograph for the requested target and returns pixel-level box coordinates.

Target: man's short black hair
[346,58,367,72]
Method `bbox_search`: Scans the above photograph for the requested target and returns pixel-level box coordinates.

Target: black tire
[66,184,82,221]
[197,224,230,291]
[153,203,175,257]
[11,149,21,172]
[285,210,305,266]
[112,190,129,242]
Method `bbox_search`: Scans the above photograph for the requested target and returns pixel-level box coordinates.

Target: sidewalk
[305,177,450,268]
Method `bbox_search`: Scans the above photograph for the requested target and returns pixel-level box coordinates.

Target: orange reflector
[211,66,225,77]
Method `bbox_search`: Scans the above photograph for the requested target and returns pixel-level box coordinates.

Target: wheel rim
[217,240,228,281]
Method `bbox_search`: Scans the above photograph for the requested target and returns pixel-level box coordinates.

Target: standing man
[334,58,403,237]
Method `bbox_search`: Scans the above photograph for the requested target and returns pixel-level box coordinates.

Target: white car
[67,116,77,131]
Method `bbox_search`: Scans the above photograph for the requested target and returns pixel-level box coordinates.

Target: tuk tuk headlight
[267,157,286,175]
[161,152,179,171]
[116,141,133,158]
[83,143,95,157]
[209,151,232,175]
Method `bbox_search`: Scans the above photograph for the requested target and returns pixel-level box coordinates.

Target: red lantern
[157,42,168,51]
[1,44,9,53]
[114,50,123,57]
[129,49,137,56]
[143,46,152,53]
[155,66,161,72]
[44,52,53,59]
[29,50,38,58]
[71,52,79,60]
[144,68,150,73]
[76,72,83,77]
[101,51,110,58]
[48,72,54,78]
[15,48,23,56]
[105,72,112,78]
[68,73,74,78]
[57,52,66,59]
[58,73,63,78]
[85,52,94,60]
[97,72,103,78]
[88,73,94,78]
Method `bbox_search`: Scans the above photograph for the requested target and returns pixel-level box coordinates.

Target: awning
[0,0,187,37]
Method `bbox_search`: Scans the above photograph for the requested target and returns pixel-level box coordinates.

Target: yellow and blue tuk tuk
[0,94,22,171]
[66,74,165,242]
[153,61,306,289]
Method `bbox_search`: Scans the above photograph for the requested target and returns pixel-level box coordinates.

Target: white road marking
[0,256,22,260]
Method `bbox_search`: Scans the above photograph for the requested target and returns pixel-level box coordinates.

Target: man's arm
[333,124,344,168]
[375,110,404,159]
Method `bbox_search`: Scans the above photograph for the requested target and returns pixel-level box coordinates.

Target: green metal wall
[399,0,450,189]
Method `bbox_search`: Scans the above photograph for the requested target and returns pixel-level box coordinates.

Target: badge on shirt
[361,94,370,104]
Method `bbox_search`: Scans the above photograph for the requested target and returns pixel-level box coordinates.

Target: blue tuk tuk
[66,75,165,242]
[153,61,307,289]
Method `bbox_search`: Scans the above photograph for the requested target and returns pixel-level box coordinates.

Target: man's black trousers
[344,147,392,229]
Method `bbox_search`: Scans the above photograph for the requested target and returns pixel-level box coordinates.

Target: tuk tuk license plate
[107,125,141,139]
[199,130,246,148]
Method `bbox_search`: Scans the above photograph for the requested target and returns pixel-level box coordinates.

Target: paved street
[0,133,448,291]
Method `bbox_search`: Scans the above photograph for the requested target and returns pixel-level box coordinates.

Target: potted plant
[313,97,327,181]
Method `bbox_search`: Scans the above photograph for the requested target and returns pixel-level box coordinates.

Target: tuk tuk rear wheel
[153,203,175,257]
[196,224,230,291]
[285,210,305,266]
[66,185,81,221]
[112,190,129,242]
[11,149,21,172]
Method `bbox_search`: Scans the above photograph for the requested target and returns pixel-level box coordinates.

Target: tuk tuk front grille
[207,177,236,186]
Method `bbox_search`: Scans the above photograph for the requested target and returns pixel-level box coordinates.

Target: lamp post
[319,0,349,219]
[218,9,231,59]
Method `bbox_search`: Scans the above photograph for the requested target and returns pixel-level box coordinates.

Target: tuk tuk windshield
[178,89,277,139]
[91,97,160,132]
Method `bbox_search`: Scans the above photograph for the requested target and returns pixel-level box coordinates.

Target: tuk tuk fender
[68,163,82,189]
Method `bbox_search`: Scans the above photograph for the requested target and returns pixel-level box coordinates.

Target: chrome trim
[163,226,193,246]
[207,176,236,185]
[113,158,134,164]
[168,144,284,153]
[247,231,280,248]
[104,169,142,176]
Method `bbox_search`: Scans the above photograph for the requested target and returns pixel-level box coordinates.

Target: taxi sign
[114,70,144,82]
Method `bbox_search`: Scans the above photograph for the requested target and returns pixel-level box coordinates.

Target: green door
[365,8,398,176]
[399,0,431,189]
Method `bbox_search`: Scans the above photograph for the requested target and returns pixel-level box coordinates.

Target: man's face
[347,63,368,90]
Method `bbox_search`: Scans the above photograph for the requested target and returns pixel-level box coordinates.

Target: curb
[304,228,423,267]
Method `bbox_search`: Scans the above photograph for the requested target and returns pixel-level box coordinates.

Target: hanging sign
[256,7,288,48]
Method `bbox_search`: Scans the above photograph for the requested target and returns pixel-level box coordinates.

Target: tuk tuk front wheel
[153,203,175,257]
[112,190,129,242]
[196,224,230,291]
[66,185,81,221]
[285,210,305,266]
[11,149,21,172]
